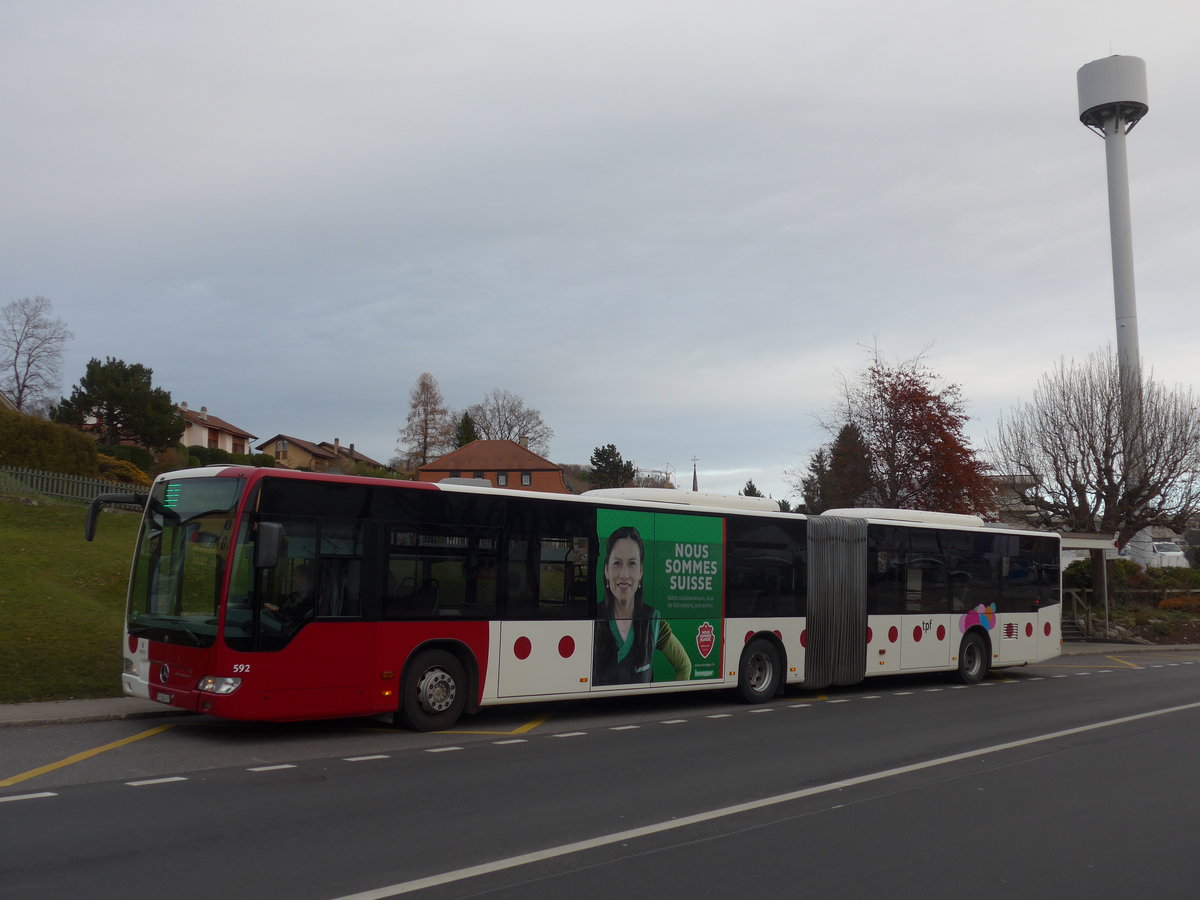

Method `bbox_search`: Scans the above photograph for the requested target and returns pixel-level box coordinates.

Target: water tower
[1077,54,1149,465]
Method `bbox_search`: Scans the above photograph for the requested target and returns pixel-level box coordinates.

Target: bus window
[726,517,806,618]
[384,529,498,619]
[502,498,594,619]
[866,525,905,616]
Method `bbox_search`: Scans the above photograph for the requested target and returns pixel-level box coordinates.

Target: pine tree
[588,444,636,489]
[53,357,182,450]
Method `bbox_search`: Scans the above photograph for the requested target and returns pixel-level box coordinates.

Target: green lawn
[0,491,142,703]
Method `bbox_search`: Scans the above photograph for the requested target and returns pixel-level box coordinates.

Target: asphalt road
[4,648,1200,899]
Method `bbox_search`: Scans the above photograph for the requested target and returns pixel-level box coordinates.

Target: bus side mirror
[85,492,148,541]
[255,522,283,569]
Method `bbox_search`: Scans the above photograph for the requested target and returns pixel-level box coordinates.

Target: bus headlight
[197,676,243,695]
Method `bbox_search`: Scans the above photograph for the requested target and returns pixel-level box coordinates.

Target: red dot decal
[558,635,575,658]
[800,630,808,648]
[128,635,139,654]
[866,627,873,644]
[1044,622,1052,637]
[888,626,899,643]
[912,626,923,642]
[745,630,755,644]
[937,625,946,641]
[1026,623,1034,638]
[514,636,532,660]
[773,630,783,640]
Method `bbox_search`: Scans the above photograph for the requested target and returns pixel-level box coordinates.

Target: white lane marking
[329,699,1200,900]
[425,747,462,754]
[748,708,774,714]
[126,777,187,787]
[0,792,58,803]
[661,719,687,725]
[493,739,527,745]
[344,755,390,762]
[247,764,297,772]
[706,714,733,719]
[610,725,639,731]
[553,732,587,738]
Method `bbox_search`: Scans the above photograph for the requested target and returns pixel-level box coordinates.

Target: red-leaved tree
[826,351,994,515]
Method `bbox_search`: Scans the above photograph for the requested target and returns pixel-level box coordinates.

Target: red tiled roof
[419,440,560,472]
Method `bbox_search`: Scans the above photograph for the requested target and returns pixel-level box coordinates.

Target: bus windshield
[127,476,243,648]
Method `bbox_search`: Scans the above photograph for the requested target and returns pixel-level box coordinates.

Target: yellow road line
[447,711,555,736]
[1104,655,1144,669]
[0,724,176,788]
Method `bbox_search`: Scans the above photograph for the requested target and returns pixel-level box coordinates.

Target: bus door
[899,554,951,671]
[497,536,593,698]
[229,515,375,718]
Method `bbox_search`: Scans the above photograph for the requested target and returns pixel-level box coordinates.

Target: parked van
[1121,534,1190,569]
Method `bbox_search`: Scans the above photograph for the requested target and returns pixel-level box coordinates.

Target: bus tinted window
[866,525,905,615]
[259,478,371,519]
[726,517,807,617]
[384,528,499,619]
[504,497,593,619]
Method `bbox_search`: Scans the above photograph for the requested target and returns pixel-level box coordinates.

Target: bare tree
[398,372,452,467]
[1,296,73,414]
[466,388,553,456]
[989,348,1200,548]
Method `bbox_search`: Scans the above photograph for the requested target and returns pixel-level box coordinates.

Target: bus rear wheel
[736,638,781,704]
[955,632,988,685]
[398,649,467,731]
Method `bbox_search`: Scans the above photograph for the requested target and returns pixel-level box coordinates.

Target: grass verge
[0,491,141,703]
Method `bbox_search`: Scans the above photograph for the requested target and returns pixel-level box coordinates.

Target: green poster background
[596,508,724,682]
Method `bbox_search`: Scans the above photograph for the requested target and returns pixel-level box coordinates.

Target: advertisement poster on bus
[593,508,723,687]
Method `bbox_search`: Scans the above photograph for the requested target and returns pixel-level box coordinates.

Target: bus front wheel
[736,638,781,704]
[398,649,467,731]
[955,632,988,685]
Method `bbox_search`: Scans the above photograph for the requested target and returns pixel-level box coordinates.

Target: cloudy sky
[4,1,1198,500]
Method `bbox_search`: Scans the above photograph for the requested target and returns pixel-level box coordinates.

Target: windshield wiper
[132,615,207,646]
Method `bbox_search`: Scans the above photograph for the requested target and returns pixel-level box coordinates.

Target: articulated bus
[87,466,1061,730]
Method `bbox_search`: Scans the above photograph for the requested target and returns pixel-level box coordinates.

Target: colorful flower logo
[959,603,997,633]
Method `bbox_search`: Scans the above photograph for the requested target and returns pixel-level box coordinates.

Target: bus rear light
[197,676,242,695]
[124,658,139,677]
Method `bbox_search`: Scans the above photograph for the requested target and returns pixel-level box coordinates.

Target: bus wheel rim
[417,668,455,713]
[748,653,771,690]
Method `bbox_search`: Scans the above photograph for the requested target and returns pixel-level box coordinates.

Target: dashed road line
[0,791,58,803]
[2,663,1174,802]
[126,776,187,787]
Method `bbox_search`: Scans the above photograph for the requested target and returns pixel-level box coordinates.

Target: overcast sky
[4,1,1198,500]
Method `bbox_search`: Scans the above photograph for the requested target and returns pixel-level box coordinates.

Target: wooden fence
[0,465,150,504]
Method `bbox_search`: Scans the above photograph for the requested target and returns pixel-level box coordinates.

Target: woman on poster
[593,526,692,685]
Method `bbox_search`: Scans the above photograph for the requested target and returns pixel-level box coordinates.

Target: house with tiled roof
[256,434,383,471]
[0,389,16,412]
[178,402,256,455]
[417,440,570,493]
[319,439,384,470]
